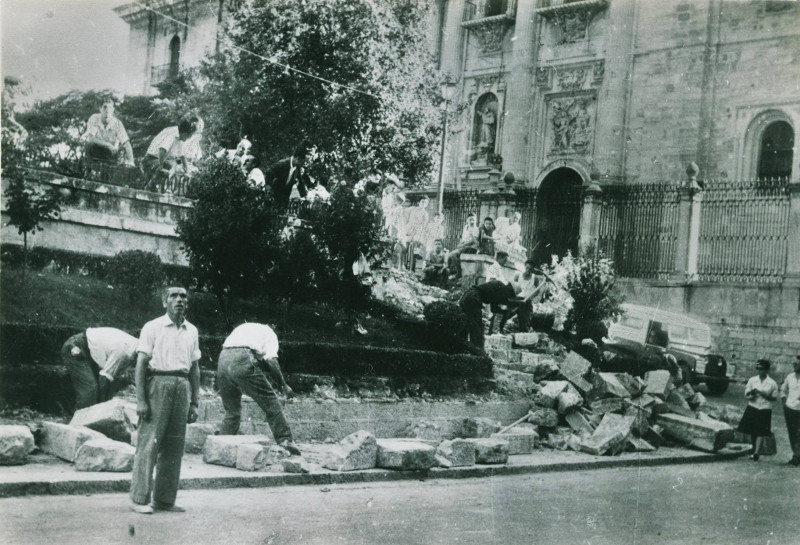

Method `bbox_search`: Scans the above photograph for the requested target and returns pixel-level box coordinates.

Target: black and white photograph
[1,0,799,543]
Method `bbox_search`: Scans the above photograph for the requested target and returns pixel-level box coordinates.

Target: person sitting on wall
[60,327,138,410]
[423,238,449,287]
[478,216,496,256]
[142,117,199,192]
[82,98,135,167]
[447,213,480,279]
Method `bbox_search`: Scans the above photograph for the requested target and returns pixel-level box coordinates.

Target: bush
[107,250,164,302]
[423,300,467,337]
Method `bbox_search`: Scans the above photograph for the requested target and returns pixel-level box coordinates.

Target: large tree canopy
[184,0,442,186]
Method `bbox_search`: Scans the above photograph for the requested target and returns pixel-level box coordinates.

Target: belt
[147,369,189,378]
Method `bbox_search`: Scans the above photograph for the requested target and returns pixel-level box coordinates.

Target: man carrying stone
[81,99,135,166]
[60,327,138,410]
[130,285,200,514]
[216,323,301,456]
[458,279,516,350]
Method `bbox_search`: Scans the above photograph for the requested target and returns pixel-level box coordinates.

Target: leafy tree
[176,157,283,324]
[177,0,442,186]
[2,133,62,277]
[107,250,164,304]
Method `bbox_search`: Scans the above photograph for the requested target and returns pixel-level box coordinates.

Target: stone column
[578,177,603,253]
[784,182,800,285]
[670,163,704,283]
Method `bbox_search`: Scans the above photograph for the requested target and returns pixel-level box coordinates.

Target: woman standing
[738,359,779,461]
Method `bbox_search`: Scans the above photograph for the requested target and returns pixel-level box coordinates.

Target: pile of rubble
[495,334,738,456]
[377,268,449,319]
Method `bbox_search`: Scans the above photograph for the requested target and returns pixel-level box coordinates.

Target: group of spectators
[61,286,301,514]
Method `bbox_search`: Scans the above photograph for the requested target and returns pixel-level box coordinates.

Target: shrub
[423,300,467,338]
[107,250,164,302]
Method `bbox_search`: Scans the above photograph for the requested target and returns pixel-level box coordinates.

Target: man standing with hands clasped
[130,286,201,514]
[780,356,800,466]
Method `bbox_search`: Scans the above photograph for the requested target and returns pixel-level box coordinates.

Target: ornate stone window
[535,0,608,44]
[758,121,794,180]
[461,0,516,55]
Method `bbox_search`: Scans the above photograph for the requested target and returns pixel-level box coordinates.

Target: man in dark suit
[263,141,313,207]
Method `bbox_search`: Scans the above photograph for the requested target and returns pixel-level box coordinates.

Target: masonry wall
[0,172,191,266]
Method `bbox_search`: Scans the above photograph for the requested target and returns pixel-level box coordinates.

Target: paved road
[3,458,799,545]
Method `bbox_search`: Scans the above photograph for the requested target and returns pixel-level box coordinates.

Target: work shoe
[130,504,154,515]
[279,440,302,456]
[788,457,800,466]
[750,453,760,462]
[152,503,186,513]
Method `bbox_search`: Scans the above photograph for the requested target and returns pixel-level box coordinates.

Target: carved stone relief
[556,67,586,91]
[554,10,591,43]
[548,96,596,156]
[535,67,552,89]
[473,21,507,54]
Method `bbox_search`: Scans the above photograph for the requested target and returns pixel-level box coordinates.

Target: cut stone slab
[589,397,626,415]
[564,411,594,435]
[535,381,570,408]
[656,413,733,452]
[74,438,135,472]
[376,439,437,470]
[626,436,656,452]
[203,435,272,467]
[0,425,36,465]
[282,458,312,474]
[665,390,695,416]
[624,405,652,437]
[528,408,559,429]
[464,438,509,464]
[613,374,645,397]
[672,383,696,401]
[702,404,744,426]
[643,425,666,447]
[512,332,540,348]
[593,373,632,399]
[435,439,476,467]
[580,414,635,456]
[403,417,499,442]
[322,430,377,471]
[69,399,137,443]
[236,444,270,471]
[644,370,673,398]
[557,391,583,414]
[491,427,538,455]
[185,423,216,454]
[40,422,107,462]
[689,392,707,410]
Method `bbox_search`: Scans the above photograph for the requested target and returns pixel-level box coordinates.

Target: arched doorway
[168,36,181,78]
[532,167,583,265]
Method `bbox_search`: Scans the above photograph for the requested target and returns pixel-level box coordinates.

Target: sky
[1,0,130,106]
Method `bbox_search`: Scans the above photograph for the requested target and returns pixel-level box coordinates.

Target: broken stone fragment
[655,413,733,452]
[672,383,696,401]
[579,413,635,456]
[235,444,272,471]
[534,380,570,408]
[69,399,137,443]
[74,438,135,472]
[593,373,632,399]
[564,411,594,435]
[512,332,540,348]
[185,423,216,454]
[613,373,645,397]
[0,425,36,465]
[40,422,107,462]
[491,427,538,455]
[589,397,626,415]
[624,405,651,437]
[689,392,707,410]
[203,435,272,467]
[625,436,656,452]
[322,430,377,471]
[435,439,476,467]
[528,408,559,429]
[281,458,311,474]
[556,391,583,414]
[644,370,673,398]
[376,439,437,470]
[464,438,509,464]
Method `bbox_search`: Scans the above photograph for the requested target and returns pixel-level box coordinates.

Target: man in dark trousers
[262,140,313,207]
[216,322,301,455]
[459,279,516,350]
[130,285,200,514]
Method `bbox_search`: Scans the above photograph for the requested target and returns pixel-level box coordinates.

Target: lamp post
[437,80,457,215]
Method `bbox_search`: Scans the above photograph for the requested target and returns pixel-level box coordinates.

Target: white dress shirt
[137,314,200,372]
[781,372,800,411]
[85,327,138,381]
[223,323,279,360]
[745,375,779,410]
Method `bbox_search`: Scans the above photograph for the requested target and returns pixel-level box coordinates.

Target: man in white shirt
[447,213,480,279]
[82,99,135,166]
[130,285,200,514]
[142,117,198,191]
[216,323,300,455]
[780,356,800,466]
[60,327,138,409]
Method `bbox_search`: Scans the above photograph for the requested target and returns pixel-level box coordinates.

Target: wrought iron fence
[697,177,790,283]
[442,189,481,251]
[512,187,539,256]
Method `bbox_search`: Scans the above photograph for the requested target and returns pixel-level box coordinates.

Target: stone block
[528,408,559,428]
[322,430,377,471]
[666,390,694,416]
[267,445,292,464]
[40,422,107,462]
[435,439,475,467]
[625,436,656,452]
[464,438,509,464]
[69,399,137,443]
[559,351,593,393]
[701,404,743,426]
[643,425,666,447]
[74,438,135,472]
[656,413,733,452]
[545,428,574,451]
[624,405,652,437]
[0,425,36,465]
[672,383,696,401]
[491,427,538,455]
[613,374,645,397]
[580,414,635,456]
[589,397,626,415]
[376,439,437,470]
[282,458,311,474]
[593,373,632,399]
[203,435,272,467]
[556,391,583,414]
[564,411,594,435]
[534,380,570,408]
[644,370,673,398]
[531,359,561,382]
[236,444,270,471]
[484,335,512,350]
[185,423,216,454]
[512,332,540,348]
[689,392,707,410]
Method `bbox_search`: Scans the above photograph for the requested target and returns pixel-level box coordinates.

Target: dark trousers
[423,264,448,286]
[459,287,485,349]
[785,406,800,457]
[130,375,190,507]
[60,332,101,410]
[447,247,477,277]
[217,348,293,443]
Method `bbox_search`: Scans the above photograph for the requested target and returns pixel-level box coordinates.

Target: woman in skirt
[738,359,779,461]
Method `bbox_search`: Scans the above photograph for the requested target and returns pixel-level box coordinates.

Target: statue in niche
[572,100,592,150]
[551,100,572,151]
[472,93,498,161]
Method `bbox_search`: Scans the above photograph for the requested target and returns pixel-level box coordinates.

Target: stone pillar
[578,176,603,253]
[671,163,704,283]
[784,182,800,286]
